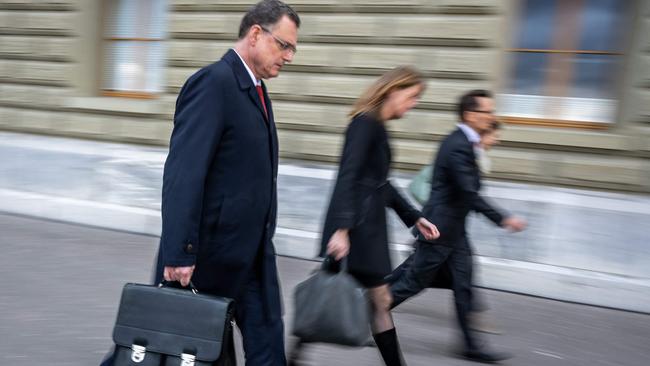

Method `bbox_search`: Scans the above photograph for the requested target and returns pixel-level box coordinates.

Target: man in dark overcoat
[156,1,300,364]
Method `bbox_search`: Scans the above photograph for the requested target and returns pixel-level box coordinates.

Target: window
[500,0,634,128]
[102,0,168,98]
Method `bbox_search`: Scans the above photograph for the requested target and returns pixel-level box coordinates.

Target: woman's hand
[326,229,351,260]
[416,218,440,240]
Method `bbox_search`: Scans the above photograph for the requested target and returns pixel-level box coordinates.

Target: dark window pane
[570,54,620,98]
[577,0,628,52]
[508,52,549,95]
[515,0,557,49]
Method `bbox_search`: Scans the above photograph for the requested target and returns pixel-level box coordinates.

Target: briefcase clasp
[131,345,146,363]
[181,353,196,366]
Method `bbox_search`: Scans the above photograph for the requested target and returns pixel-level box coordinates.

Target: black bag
[291,258,371,347]
[110,282,236,366]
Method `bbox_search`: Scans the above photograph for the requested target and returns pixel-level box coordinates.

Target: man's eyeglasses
[471,110,495,114]
[260,26,297,54]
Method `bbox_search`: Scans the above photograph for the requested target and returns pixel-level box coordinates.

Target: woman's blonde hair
[349,66,425,118]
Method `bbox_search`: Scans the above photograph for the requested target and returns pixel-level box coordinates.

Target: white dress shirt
[457,123,491,173]
[232,48,261,87]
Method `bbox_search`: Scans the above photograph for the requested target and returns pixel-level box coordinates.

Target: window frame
[99,0,167,99]
[499,0,636,130]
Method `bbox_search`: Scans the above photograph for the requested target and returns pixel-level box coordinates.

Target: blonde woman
[318,66,439,365]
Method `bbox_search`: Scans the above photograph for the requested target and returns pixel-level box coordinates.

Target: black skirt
[325,258,388,288]
[349,270,387,288]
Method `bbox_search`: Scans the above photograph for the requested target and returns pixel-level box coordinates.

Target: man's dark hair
[238,0,301,39]
[458,89,493,122]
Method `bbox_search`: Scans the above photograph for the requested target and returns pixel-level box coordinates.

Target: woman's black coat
[320,113,422,279]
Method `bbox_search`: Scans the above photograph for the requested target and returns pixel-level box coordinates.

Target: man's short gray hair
[238,0,300,39]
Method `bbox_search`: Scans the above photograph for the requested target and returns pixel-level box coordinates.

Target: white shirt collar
[457,123,481,144]
[232,48,261,87]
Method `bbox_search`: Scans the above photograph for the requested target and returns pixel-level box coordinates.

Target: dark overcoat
[156,49,281,319]
[320,113,421,280]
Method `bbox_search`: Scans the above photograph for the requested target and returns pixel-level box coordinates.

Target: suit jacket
[418,128,506,247]
[156,49,281,319]
[320,113,421,278]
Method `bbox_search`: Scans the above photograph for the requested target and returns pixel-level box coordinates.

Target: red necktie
[256,85,268,119]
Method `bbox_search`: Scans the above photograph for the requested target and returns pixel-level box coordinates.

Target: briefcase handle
[158,279,199,294]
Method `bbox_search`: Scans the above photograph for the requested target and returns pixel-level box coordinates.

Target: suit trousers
[235,268,286,366]
[389,240,479,350]
[388,243,486,313]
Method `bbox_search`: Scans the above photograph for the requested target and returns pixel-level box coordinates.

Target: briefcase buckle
[131,345,146,363]
[181,353,196,366]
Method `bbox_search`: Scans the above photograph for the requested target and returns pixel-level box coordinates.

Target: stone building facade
[1,0,649,192]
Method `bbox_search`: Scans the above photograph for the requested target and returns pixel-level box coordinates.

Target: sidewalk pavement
[1,213,649,366]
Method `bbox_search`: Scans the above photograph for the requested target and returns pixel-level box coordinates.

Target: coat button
[186,243,193,252]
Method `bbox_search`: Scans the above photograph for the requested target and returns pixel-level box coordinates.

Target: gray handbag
[291,258,371,347]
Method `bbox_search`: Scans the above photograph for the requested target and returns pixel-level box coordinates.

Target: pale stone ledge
[1,107,647,191]
[0,11,77,35]
[0,106,170,143]
[63,97,167,117]
[0,60,72,86]
[0,0,78,10]
[0,84,72,109]
[0,36,74,61]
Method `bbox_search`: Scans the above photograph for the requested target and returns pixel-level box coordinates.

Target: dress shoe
[461,348,512,363]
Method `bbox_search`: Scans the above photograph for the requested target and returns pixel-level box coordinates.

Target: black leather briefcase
[110,282,236,366]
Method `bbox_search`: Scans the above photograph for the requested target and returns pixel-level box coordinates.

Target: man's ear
[248,25,262,47]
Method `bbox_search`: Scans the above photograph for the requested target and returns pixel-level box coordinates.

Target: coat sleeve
[472,196,506,226]
[386,180,422,228]
[160,69,225,267]
[327,117,375,229]
[448,147,506,226]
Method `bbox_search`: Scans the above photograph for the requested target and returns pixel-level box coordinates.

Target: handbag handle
[158,279,199,294]
[321,255,348,273]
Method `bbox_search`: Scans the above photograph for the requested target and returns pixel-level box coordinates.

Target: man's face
[465,97,495,134]
[251,16,298,79]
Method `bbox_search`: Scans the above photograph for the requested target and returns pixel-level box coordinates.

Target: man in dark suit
[156,1,300,365]
[389,90,526,363]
